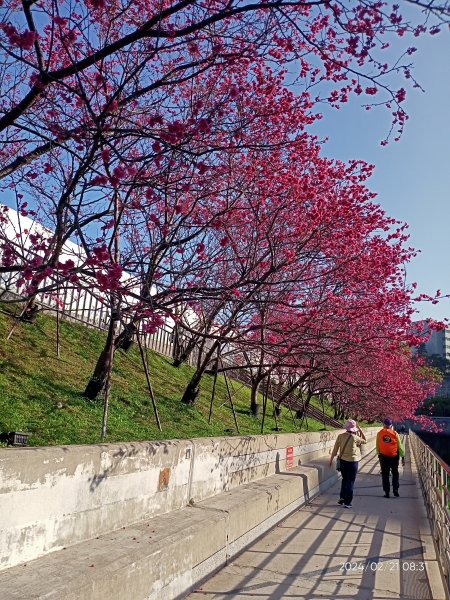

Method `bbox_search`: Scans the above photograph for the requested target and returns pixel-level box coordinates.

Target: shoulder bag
[336,434,352,471]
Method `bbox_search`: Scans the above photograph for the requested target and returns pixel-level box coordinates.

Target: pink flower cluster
[1,23,38,50]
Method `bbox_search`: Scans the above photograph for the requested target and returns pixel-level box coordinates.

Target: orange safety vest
[378,428,399,457]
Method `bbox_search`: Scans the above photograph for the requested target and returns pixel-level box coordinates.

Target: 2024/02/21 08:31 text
[340,561,425,572]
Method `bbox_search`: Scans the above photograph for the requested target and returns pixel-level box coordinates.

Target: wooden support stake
[260,379,269,434]
[137,332,162,432]
[208,346,220,424]
[56,295,60,358]
[268,376,280,431]
[220,357,240,434]
[6,303,27,340]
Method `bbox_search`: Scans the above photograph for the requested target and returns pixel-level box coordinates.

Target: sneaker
[338,499,345,505]
[344,504,352,508]
[384,493,390,498]
[393,491,399,497]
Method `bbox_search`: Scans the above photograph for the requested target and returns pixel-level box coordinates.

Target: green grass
[0,307,334,446]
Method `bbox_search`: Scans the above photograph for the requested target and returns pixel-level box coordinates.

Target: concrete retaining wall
[0,428,378,595]
[0,439,193,570]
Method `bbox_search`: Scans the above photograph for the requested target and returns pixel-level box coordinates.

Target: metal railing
[409,431,450,595]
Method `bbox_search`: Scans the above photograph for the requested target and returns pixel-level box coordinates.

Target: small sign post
[286,446,294,470]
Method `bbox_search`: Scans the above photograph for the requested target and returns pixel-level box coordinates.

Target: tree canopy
[1,0,448,427]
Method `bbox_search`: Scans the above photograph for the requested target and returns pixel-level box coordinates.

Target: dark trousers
[339,459,359,505]
[379,454,399,494]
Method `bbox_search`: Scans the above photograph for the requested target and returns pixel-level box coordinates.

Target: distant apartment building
[415,321,450,397]
[420,326,450,363]
[435,379,450,398]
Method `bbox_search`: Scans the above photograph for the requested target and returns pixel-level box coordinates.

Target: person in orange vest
[376,418,405,498]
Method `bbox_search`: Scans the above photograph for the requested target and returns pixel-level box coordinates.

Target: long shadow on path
[186,443,445,600]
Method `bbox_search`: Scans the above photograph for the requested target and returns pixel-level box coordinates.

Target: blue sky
[312,31,450,323]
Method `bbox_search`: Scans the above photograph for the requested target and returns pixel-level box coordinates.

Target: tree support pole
[137,332,162,432]
[208,346,220,424]
[221,357,240,434]
[56,290,60,358]
[268,375,280,431]
[261,378,269,434]
[101,307,119,441]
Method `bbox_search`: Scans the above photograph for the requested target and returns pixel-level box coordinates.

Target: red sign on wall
[286,446,294,470]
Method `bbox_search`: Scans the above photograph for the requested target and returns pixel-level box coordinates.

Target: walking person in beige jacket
[329,420,367,508]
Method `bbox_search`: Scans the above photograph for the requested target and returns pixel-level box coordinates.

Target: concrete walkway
[186,442,447,600]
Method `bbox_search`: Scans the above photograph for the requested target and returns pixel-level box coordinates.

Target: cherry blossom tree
[0,0,447,426]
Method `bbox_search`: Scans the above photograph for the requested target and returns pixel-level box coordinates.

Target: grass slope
[0,307,334,446]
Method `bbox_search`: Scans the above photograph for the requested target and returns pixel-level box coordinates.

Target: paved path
[186,442,447,600]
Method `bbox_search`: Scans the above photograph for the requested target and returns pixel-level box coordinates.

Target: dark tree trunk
[172,322,185,367]
[181,340,219,405]
[173,345,192,368]
[20,300,39,323]
[84,311,119,400]
[173,305,223,368]
[173,331,203,368]
[85,317,135,400]
[181,381,200,406]
[115,323,137,352]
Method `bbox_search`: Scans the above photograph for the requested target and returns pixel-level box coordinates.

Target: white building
[416,321,450,363]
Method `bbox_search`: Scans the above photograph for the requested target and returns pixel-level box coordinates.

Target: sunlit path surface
[186,443,446,600]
